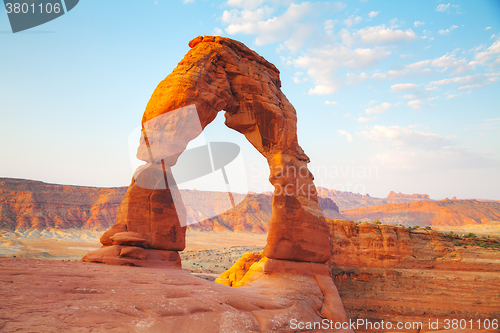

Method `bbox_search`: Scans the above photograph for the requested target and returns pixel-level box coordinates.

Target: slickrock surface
[0,257,351,333]
[103,35,331,264]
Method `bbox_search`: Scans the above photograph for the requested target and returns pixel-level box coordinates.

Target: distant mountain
[317,187,432,210]
[0,178,125,231]
[387,191,429,199]
[0,178,341,232]
[341,199,500,227]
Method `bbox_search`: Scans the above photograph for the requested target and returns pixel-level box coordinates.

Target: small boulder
[110,232,147,247]
[100,223,127,246]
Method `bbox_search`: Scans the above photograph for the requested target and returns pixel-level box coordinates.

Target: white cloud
[438,25,458,36]
[436,3,450,12]
[213,27,223,35]
[344,15,363,27]
[485,27,491,30]
[324,101,338,105]
[474,39,500,65]
[370,59,433,82]
[223,2,345,48]
[391,83,419,92]
[183,0,194,3]
[431,52,474,74]
[407,100,423,109]
[369,11,380,18]
[355,25,418,45]
[429,73,500,90]
[358,125,452,149]
[365,102,391,114]
[357,116,373,123]
[337,130,353,142]
[294,45,391,95]
[414,21,425,27]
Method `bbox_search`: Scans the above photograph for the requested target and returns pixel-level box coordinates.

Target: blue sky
[1,0,499,200]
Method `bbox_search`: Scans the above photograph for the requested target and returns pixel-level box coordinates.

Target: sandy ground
[430,223,500,236]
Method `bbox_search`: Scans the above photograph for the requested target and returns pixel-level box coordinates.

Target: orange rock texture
[327,219,413,268]
[91,36,331,264]
[0,257,354,333]
[327,219,500,332]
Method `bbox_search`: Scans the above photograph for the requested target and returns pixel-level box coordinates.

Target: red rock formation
[89,36,331,264]
[342,199,500,227]
[387,190,430,199]
[324,219,500,331]
[327,219,413,268]
[0,178,126,231]
[0,178,341,233]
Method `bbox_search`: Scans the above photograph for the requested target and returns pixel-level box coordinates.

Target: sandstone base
[82,245,181,268]
[1,257,354,333]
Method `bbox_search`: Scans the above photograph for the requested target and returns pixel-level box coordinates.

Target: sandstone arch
[84,36,331,265]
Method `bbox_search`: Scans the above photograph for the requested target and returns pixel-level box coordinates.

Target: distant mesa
[387,191,430,199]
[317,187,370,197]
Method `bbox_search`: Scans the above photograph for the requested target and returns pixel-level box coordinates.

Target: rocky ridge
[341,199,500,227]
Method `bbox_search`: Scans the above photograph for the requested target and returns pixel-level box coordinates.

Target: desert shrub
[449,231,455,236]
[477,241,486,247]
[454,242,462,246]
[425,226,432,230]
[373,220,381,224]
[465,233,476,238]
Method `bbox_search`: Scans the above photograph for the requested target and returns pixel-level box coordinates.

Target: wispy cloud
[391,83,419,92]
[414,21,425,27]
[337,130,353,142]
[355,25,418,45]
[344,15,363,27]
[436,3,450,12]
[365,102,391,115]
[438,25,458,35]
[407,100,423,109]
[369,11,380,19]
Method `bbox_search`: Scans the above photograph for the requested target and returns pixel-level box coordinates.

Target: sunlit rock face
[84,36,331,264]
